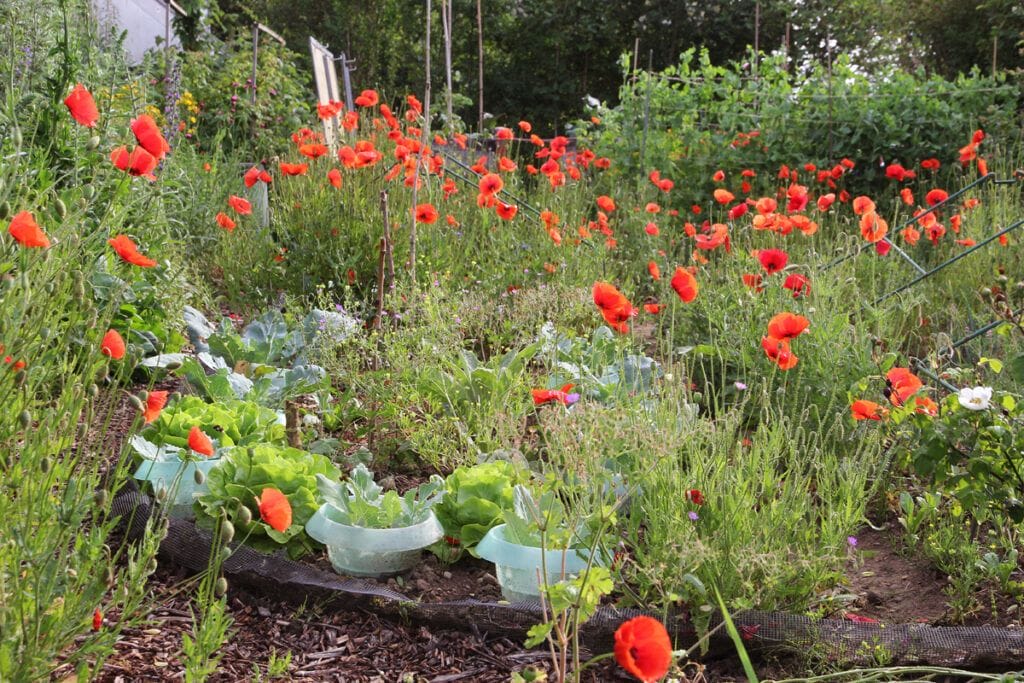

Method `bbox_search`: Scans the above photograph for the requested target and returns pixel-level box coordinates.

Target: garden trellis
[308,37,355,150]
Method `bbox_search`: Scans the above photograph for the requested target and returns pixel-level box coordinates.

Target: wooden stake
[477,0,484,134]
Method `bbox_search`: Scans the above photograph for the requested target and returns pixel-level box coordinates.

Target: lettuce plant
[432,460,531,553]
[196,445,341,558]
[316,464,444,529]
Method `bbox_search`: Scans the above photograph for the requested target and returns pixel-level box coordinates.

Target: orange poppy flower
[495,127,513,141]
[900,188,914,206]
[859,211,888,243]
[901,226,920,246]
[713,189,734,205]
[216,212,236,232]
[495,202,518,220]
[479,172,503,196]
[256,487,293,532]
[143,390,168,424]
[188,425,214,457]
[885,367,922,406]
[712,170,725,182]
[100,329,126,360]
[7,211,50,248]
[108,234,157,267]
[670,267,698,303]
[354,89,379,107]
[913,396,938,416]
[110,146,158,180]
[613,616,673,683]
[414,203,439,224]
[851,196,876,216]
[851,399,886,421]
[327,168,343,189]
[767,312,809,340]
[644,222,660,236]
[498,156,517,172]
[596,195,616,212]
[644,303,662,314]
[755,197,777,215]
[518,120,532,132]
[227,196,252,215]
[298,143,328,159]
[531,384,578,406]
[64,83,98,127]
[742,273,764,292]
[279,162,308,176]
[130,114,170,160]
[592,282,636,332]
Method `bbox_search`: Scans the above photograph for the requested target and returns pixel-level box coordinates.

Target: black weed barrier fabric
[112,484,1024,669]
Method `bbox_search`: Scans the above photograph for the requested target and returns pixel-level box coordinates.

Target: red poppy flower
[713,189,734,205]
[327,168,343,189]
[783,273,811,298]
[860,211,888,243]
[110,146,158,180]
[757,248,788,274]
[227,196,252,215]
[354,89,379,107]
[644,303,662,314]
[875,240,891,256]
[685,489,704,505]
[216,212,236,232]
[592,282,636,333]
[532,384,579,406]
[518,120,532,133]
[130,114,170,160]
[100,329,126,360]
[816,193,835,212]
[415,203,439,224]
[108,234,157,267]
[299,143,328,159]
[786,184,809,213]
[670,267,698,303]
[755,197,777,215]
[7,211,50,248]
[92,608,103,632]
[596,195,616,212]
[495,202,518,220]
[851,399,886,421]
[925,189,949,207]
[712,170,725,182]
[256,487,292,532]
[648,261,661,281]
[644,222,660,236]
[243,166,263,188]
[920,158,940,171]
[279,162,308,176]
[767,312,809,340]
[143,390,168,424]
[614,616,673,683]
[885,367,922,406]
[64,83,98,127]
[478,173,503,196]
[913,396,938,416]
[188,425,214,457]
[761,335,798,370]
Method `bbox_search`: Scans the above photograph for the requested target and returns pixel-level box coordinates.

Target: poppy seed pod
[127,394,144,412]
[54,198,67,219]
[19,410,31,427]
[93,489,108,508]
[214,577,228,597]
[236,505,252,525]
[39,456,51,473]
[86,135,100,151]
[194,468,205,486]
[220,520,234,544]
[146,558,158,574]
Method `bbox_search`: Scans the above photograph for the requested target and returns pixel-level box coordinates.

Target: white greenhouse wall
[90,0,183,64]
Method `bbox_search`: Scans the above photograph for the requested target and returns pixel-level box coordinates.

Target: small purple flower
[847,536,858,548]
[688,511,699,521]
[734,381,747,390]
[565,393,581,406]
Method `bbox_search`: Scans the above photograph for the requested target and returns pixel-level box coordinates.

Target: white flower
[958,386,993,411]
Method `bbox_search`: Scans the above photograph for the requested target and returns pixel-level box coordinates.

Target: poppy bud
[981,287,992,297]
[40,456,51,473]
[19,409,30,427]
[67,567,77,578]
[87,135,101,151]
[93,489,108,508]
[12,127,21,148]
[219,546,231,562]
[997,274,1009,284]
[13,369,26,387]
[89,383,99,397]
[193,468,205,486]
[236,505,252,525]
[3,455,12,470]
[0,201,10,220]
[77,422,88,439]
[137,389,148,401]
[214,577,228,597]
[220,520,234,544]
[146,558,158,574]
[155,486,167,502]
[75,197,87,211]
[54,198,67,219]
[83,184,95,199]
[45,282,56,294]
[165,360,182,371]
[106,566,115,586]
[127,394,144,412]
